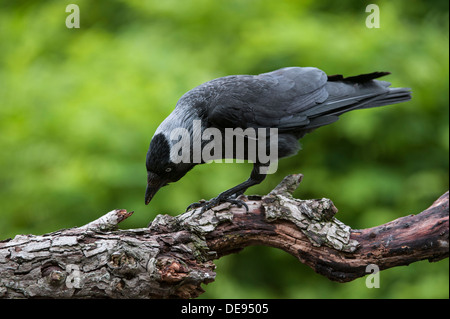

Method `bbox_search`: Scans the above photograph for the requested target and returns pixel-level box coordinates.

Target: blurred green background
[0,0,448,298]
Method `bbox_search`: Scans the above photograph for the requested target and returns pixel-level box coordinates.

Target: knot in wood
[157,257,189,284]
[48,270,66,286]
[108,251,139,278]
[41,262,66,286]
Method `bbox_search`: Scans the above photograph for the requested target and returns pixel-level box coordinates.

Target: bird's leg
[186,163,267,213]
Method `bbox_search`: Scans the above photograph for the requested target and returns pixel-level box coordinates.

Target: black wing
[204,67,410,133]
[206,67,328,130]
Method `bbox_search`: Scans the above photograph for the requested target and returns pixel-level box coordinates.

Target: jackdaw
[144,67,411,212]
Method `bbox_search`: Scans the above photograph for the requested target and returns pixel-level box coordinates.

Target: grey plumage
[145,66,411,210]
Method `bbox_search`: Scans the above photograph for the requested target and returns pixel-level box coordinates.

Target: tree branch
[0,174,448,298]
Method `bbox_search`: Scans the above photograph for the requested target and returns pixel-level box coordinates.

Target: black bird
[145,67,411,212]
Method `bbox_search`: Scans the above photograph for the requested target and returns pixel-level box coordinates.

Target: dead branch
[0,174,448,298]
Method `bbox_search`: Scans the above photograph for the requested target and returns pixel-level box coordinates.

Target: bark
[0,174,448,298]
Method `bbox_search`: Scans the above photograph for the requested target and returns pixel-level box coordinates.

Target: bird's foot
[186,195,248,213]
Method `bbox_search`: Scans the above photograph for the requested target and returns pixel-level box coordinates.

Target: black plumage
[145,67,411,211]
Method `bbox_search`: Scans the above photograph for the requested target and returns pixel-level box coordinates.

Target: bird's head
[145,133,195,205]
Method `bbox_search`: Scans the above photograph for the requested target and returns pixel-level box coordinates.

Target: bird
[144,66,411,212]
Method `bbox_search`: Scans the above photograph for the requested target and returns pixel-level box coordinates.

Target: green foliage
[0,0,448,298]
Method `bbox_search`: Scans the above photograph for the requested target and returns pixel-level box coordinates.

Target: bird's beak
[145,172,167,205]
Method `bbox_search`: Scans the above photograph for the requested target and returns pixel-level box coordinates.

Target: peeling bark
[0,174,448,298]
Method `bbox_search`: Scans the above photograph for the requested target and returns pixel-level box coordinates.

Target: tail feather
[345,88,412,114]
[327,71,391,82]
[303,85,411,132]
[359,87,412,109]
[303,72,411,121]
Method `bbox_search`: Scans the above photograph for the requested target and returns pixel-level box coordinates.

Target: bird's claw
[186,199,207,212]
[186,196,248,213]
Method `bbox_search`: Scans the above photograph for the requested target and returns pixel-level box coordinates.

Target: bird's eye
[165,167,172,172]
